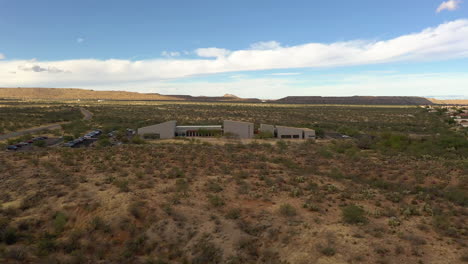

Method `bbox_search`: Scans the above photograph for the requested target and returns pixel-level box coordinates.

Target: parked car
[63,142,75,147]
[7,145,18,151]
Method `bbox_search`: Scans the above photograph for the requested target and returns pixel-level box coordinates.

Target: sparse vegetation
[342,204,367,224]
[0,99,466,263]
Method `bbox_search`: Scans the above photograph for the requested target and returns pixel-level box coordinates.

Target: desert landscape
[0,92,467,263]
[1,1,468,263]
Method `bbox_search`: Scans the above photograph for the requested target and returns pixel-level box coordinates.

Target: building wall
[303,129,316,139]
[223,120,254,139]
[137,120,176,139]
[259,124,275,134]
[276,126,304,139]
[175,126,222,137]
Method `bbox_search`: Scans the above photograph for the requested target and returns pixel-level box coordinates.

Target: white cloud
[195,47,231,58]
[161,51,181,57]
[269,72,301,76]
[77,38,85,44]
[18,64,68,73]
[0,53,4,59]
[437,0,462,12]
[0,19,468,96]
[250,41,282,50]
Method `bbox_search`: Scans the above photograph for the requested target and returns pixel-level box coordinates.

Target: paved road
[0,107,93,141]
[0,123,64,141]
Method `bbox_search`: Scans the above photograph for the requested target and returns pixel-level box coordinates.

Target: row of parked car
[63,130,102,147]
[6,136,48,151]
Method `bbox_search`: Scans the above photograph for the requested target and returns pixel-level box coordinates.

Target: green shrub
[131,136,146,144]
[206,180,223,193]
[114,179,130,192]
[444,187,467,206]
[225,208,241,219]
[175,178,189,193]
[33,140,46,147]
[276,140,288,152]
[192,234,222,264]
[37,233,57,256]
[342,204,367,224]
[207,195,224,207]
[377,133,411,152]
[3,227,18,245]
[279,203,297,217]
[63,135,74,141]
[89,217,111,232]
[129,202,145,219]
[255,131,274,139]
[97,137,112,147]
[53,211,67,233]
[5,245,27,261]
[320,246,336,256]
[143,133,160,139]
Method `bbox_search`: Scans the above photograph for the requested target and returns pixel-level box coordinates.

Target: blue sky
[1,0,467,98]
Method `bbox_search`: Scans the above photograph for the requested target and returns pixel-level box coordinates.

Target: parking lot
[5,136,62,151]
[63,130,102,148]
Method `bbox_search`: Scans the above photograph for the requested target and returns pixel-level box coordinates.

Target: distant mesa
[0,87,453,105]
[0,87,180,101]
[223,93,239,98]
[275,96,434,105]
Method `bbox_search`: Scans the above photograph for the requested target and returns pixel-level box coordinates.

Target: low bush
[192,234,223,264]
[279,203,297,217]
[33,140,46,147]
[53,211,67,233]
[207,195,225,207]
[225,208,241,219]
[342,205,367,224]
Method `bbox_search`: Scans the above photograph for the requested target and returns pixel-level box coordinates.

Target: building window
[293,135,300,139]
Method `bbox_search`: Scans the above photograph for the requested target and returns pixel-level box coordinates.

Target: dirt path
[0,107,93,141]
[80,107,93,120]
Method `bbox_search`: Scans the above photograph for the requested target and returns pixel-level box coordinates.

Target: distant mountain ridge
[0,88,261,102]
[0,87,447,105]
[0,88,181,101]
[276,96,434,105]
[166,94,261,102]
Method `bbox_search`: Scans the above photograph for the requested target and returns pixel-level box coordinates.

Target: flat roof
[176,125,222,128]
[224,120,253,124]
[275,125,315,131]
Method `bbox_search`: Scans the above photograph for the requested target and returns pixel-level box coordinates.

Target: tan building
[138,120,314,140]
[138,120,254,139]
[223,120,254,139]
[260,124,316,139]
[137,120,176,139]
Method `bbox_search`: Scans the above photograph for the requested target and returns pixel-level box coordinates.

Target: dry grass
[0,141,466,263]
